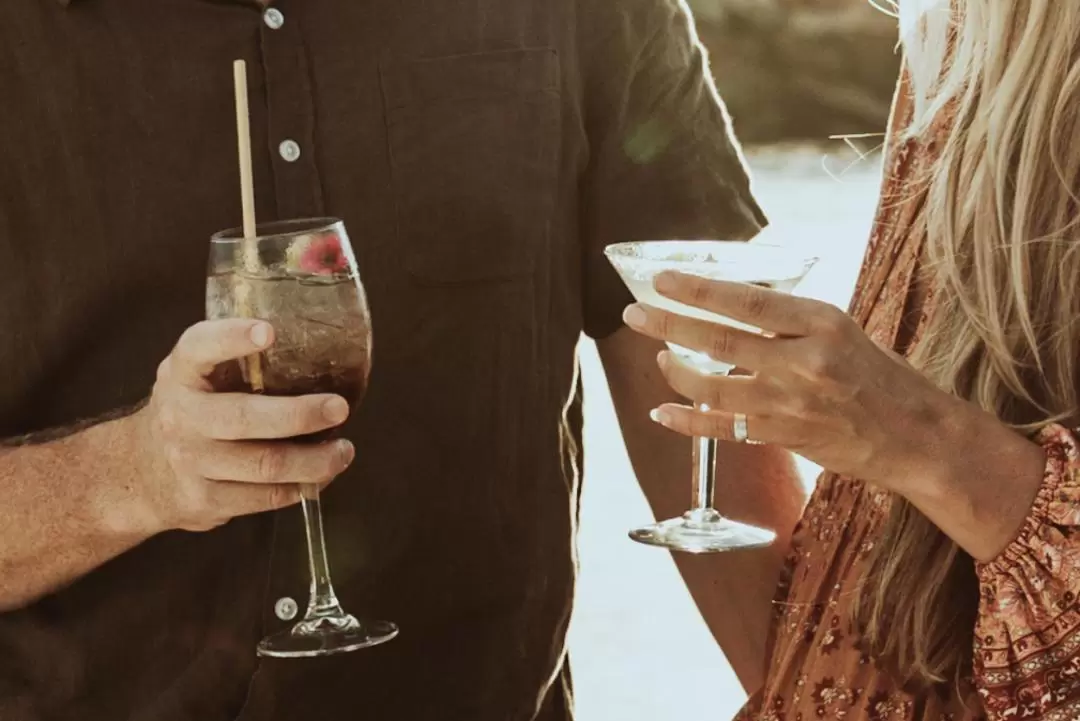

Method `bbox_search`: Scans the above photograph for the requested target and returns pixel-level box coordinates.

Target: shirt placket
[258,0,326,221]
[250,0,326,637]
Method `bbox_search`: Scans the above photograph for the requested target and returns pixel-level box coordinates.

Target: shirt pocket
[380,47,561,284]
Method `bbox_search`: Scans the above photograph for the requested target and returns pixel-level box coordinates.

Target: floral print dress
[734,71,1080,721]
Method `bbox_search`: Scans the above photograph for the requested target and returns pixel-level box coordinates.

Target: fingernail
[649,408,672,425]
[656,350,670,368]
[322,397,350,424]
[337,439,355,466]
[249,322,272,348]
[655,272,677,293]
[622,305,647,328]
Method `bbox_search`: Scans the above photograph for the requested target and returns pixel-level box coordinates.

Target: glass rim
[603,240,820,265]
[210,217,343,244]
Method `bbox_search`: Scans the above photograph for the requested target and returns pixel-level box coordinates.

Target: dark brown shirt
[0,1,765,719]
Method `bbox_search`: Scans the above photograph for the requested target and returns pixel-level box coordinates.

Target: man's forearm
[0,411,152,611]
[598,328,805,694]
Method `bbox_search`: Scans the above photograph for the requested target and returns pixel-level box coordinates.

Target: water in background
[568,147,883,720]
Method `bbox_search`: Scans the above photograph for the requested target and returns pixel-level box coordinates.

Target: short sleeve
[973,424,1080,720]
[577,0,768,339]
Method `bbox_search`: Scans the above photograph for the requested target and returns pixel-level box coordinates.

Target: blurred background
[567,1,900,718]
[698,0,900,145]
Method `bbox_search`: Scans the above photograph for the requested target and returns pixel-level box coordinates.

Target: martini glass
[605,240,819,553]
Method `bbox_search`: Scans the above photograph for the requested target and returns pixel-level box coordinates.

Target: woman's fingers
[655,351,783,414]
[623,304,782,372]
[649,403,782,446]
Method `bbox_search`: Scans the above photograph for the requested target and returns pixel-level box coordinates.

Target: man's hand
[0,318,359,609]
[127,318,356,534]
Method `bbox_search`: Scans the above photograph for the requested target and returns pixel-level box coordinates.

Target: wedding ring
[733,413,750,443]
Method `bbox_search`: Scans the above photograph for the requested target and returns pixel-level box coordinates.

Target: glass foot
[629,509,775,553]
[257,613,398,659]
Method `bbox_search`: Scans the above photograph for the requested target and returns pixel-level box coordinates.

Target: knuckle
[175,320,231,369]
[804,348,836,379]
[691,278,717,306]
[289,401,320,434]
[256,446,287,482]
[267,484,299,511]
[653,311,672,337]
[704,384,727,410]
[708,330,732,361]
[690,279,711,304]
[215,400,250,438]
[741,287,769,319]
[797,338,837,379]
[815,303,849,335]
[696,414,723,438]
[266,401,309,438]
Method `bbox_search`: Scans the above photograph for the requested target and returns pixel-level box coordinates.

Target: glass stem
[299,483,345,620]
[690,402,718,513]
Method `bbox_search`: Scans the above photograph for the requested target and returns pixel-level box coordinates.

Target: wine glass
[604,240,819,553]
[206,217,398,657]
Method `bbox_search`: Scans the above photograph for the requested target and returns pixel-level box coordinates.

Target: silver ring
[733,413,750,443]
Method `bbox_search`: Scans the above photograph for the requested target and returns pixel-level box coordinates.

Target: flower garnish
[293,232,349,275]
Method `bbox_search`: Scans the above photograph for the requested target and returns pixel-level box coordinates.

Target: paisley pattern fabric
[734,70,1080,721]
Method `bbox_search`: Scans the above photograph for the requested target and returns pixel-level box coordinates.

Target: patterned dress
[734,73,1080,720]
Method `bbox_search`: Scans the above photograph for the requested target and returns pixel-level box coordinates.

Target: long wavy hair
[854,0,1080,687]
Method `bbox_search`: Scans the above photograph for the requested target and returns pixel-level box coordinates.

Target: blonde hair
[856,0,1080,687]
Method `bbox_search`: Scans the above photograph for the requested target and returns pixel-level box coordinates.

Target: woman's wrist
[891,397,1047,562]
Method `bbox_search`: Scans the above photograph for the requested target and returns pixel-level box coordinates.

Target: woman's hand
[620,270,971,491]
[622,270,1051,560]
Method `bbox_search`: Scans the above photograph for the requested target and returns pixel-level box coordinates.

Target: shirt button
[278,139,301,163]
[274,596,299,621]
[263,7,285,30]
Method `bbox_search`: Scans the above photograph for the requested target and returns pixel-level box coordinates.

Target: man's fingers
[203,477,338,521]
[167,319,274,388]
[170,387,350,440]
[173,438,355,485]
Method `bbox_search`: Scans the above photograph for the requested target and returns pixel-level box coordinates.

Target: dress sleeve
[974,424,1080,720]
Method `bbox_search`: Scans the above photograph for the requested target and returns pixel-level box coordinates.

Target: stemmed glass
[206,217,398,657]
[605,240,819,553]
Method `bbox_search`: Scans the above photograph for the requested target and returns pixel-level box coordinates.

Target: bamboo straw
[232,59,265,392]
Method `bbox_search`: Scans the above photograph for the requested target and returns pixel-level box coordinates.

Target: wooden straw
[232,59,265,391]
